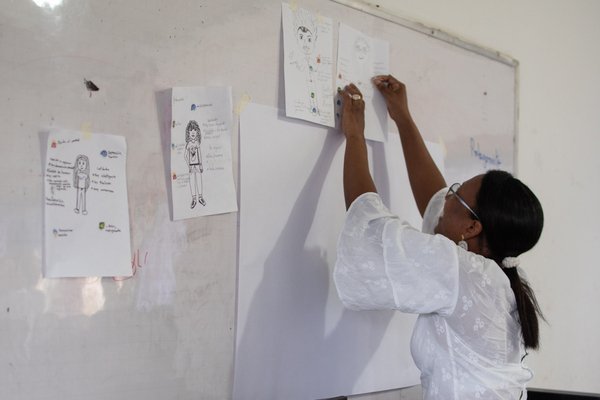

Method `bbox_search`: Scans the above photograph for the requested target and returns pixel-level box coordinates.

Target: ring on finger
[349,93,362,101]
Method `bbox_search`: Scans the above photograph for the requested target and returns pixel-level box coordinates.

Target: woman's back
[334,189,533,399]
[411,249,532,399]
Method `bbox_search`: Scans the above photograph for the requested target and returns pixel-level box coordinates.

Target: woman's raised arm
[373,75,446,216]
[340,84,377,209]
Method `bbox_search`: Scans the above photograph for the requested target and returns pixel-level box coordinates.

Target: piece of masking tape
[81,122,93,140]
[234,93,252,116]
[289,0,298,12]
[316,11,324,24]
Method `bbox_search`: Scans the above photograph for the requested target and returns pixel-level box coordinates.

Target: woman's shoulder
[455,250,516,313]
[458,251,507,284]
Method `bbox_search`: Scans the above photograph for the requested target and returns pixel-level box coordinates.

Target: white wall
[366,0,600,394]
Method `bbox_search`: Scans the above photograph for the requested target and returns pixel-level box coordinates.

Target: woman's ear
[463,219,491,257]
[463,219,483,240]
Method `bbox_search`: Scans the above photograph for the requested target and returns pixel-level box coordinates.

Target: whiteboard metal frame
[331,0,518,66]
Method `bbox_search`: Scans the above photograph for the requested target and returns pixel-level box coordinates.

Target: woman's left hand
[340,83,365,140]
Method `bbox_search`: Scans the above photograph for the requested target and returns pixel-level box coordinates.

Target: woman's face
[189,129,198,141]
[77,158,87,171]
[434,175,484,243]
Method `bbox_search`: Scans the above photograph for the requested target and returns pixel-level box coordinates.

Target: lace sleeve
[334,192,399,310]
[334,191,459,316]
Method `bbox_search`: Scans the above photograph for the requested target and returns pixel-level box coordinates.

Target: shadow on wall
[154,89,174,221]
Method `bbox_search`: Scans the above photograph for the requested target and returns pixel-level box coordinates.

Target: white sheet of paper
[170,86,238,220]
[43,130,131,278]
[336,23,389,142]
[282,3,335,127]
[235,103,444,399]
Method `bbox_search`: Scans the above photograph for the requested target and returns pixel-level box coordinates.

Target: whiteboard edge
[513,63,520,177]
[330,0,519,68]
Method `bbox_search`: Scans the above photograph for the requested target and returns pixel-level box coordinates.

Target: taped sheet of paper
[336,23,389,142]
[170,86,238,220]
[282,2,335,127]
[235,103,444,399]
[43,130,131,278]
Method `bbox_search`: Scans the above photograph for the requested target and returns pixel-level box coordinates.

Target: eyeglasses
[447,183,480,221]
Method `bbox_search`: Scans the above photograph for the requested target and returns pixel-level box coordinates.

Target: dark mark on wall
[84,78,99,97]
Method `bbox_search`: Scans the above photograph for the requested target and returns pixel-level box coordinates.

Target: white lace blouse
[334,189,533,399]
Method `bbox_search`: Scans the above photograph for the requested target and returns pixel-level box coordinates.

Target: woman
[334,75,544,399]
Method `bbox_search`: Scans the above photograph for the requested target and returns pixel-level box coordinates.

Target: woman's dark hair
[475,170,544,349]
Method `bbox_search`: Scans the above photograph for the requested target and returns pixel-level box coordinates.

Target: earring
[458,234,468,251]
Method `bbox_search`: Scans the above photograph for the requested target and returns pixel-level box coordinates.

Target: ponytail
[476,170,545,350]
[500,266,544,349]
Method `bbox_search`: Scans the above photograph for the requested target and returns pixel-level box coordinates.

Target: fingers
[342,83,363,100]
[372,74,399,86]
[341,83,365,111]
[372,74,404,95]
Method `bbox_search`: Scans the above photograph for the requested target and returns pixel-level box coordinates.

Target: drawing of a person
[185,120,206,209]
[73,154,90,215]
[293,9,320,115]
[353,36,371,89]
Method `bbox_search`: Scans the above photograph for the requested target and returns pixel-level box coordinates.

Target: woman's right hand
[372,75,412,124]
[340,83,366,140]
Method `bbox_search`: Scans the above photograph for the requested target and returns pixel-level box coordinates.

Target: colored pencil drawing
[170,87,238,220]
[290,8,320,115]
[73,154,90,215]
[282,3,334,127]
[336,23,389,142]
[184,120,206,209]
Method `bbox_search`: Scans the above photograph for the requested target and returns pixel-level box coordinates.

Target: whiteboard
[0,0,515,399]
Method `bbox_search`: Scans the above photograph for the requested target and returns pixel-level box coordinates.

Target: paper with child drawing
[170,86,238,220]
[282,3,335,127]
[336,23,390,142]
[43,129,131,278]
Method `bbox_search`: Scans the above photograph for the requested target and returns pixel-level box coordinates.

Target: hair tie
[502,257,520,269]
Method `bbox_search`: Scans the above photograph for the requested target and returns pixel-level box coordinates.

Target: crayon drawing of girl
[185,120,206,209]
[73,154,90,215]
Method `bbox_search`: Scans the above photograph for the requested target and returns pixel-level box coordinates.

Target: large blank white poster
[235,103,444,399]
